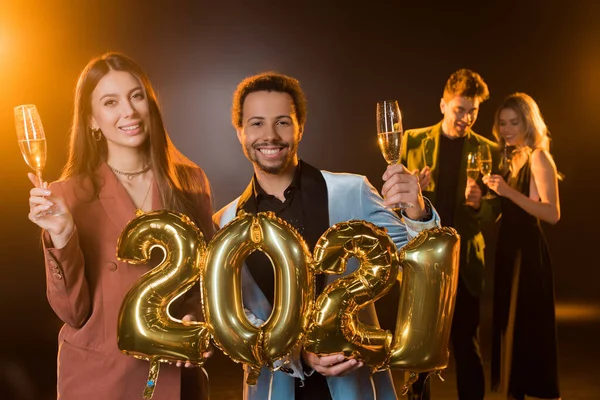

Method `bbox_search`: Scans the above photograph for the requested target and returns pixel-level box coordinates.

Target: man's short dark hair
[232,72,307,129]
[443,69,490,103]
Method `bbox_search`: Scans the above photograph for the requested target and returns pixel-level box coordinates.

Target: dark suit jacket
[400,121,500,296]
[42,162,210,400]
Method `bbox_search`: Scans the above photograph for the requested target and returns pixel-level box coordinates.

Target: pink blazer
[43,162,209,400]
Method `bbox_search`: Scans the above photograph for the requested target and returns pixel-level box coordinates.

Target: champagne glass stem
[36,170,43,187]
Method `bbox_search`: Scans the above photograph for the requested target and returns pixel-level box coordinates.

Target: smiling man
[400,69,500,400]
[213,72,440,400]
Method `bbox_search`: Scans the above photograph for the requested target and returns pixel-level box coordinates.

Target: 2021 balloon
[117,210,212,399]
[117,210,459,395]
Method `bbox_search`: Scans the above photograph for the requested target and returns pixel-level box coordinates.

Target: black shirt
[434,133,466,228]
[239,161,332,400]
[245,166,305,305]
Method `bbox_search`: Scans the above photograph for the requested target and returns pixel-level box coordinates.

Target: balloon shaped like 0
[202,211,314,385]
[303,220,400,369]
[117,210,211,399]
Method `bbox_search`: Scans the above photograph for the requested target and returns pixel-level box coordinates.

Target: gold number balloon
[117,210,211,399]
[116,209,459,393]
[303,220,400,368]
[202,211,314,384]
[385,227,460,376]
[303,224,460,382]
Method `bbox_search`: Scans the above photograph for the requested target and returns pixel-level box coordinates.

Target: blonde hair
[492,92,550,151]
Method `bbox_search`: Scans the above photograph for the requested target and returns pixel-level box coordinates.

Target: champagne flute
[499,145,512,177]
[15,104,47,185]
[466,152,480,181]
[477,143,495,199]
[376,100,411,209]
[15,104,61,216]
[464,151,480,205]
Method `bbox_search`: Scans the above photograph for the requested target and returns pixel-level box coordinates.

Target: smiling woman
[24,52,214,400]
[89,70,151,155]
[486,93,561,400]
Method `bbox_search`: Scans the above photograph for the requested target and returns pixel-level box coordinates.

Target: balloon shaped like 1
[117,210,211,399]
[303,220,400,369]
[385,227,460,375]
[203,211,314,385]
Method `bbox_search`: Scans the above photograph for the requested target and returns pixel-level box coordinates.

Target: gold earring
[91,128,102,141]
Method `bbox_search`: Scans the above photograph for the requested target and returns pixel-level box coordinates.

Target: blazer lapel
[237,180,257,215]
[297,161,329,296]
[298,161,329,250]
[425,122,442,203]
[98,162,141,230]
[423,138,437,172]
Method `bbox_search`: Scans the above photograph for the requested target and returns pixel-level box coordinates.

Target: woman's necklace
[135,180,153,216]
[109,164,151,180]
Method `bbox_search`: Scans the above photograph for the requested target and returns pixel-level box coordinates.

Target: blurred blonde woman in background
[484,92,560,400]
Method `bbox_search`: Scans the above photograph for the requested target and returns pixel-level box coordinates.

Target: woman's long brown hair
[61,52,213,238]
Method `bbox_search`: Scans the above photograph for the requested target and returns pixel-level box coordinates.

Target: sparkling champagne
[18,138,47,172]
[378,131,402,165]
[466,168,479,180]
[479,160,492,176]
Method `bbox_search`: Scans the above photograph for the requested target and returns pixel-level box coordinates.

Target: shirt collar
[252,162,303,200]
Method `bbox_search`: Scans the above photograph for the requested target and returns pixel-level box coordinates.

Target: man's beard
[245,141,298,175]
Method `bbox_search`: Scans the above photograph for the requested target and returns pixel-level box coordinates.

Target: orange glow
[0,25,6,57]
[555,302,600,322]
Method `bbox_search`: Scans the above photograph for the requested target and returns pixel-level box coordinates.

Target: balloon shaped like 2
[117,210,212,399]
[303,220,401,368]
[202,211,314,385]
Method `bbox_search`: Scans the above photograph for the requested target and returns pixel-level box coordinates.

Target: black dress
[491,152,560,399]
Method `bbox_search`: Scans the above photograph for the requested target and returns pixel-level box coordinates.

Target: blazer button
[52,272,63,280]
[105,262,117,271]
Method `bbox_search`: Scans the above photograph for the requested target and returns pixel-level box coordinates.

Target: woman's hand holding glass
[483,174,512,198]
[27,173,74,249]
[477,143,496,199]
[16,104,66,220]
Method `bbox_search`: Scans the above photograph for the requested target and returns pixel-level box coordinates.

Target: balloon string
[268,370,274,400]
[201,367,210,399]
[143,357,160,399]
[400,371,418,396]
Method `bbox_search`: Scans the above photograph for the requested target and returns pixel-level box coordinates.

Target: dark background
[1,1,599,398]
